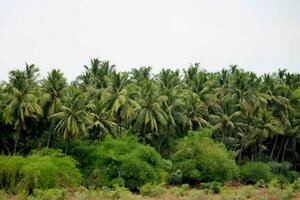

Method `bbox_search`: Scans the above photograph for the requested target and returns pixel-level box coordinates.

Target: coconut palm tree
[135,81,168,149]
[4,69,42,155]
[102,72,140,134]
[40,69,67,147]
[51,86,90,153]
[87,100,116,140]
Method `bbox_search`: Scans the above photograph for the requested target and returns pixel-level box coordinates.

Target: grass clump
[170,184,190,197]
[27,188,67,200]
[139,183,166,197]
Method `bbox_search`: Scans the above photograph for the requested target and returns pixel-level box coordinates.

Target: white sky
[0,0,300,81]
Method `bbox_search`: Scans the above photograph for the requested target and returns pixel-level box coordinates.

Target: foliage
[200,181,223,194]
[168,169,183,185]
[73,135,166,190]
[0,149,82,193]
[240,162,273,184]
[170,129,239,184]
[1,60,300,196]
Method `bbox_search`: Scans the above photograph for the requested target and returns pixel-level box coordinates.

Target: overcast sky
[0,0,300,81]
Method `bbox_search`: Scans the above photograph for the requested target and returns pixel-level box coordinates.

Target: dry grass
[3,187,300,200]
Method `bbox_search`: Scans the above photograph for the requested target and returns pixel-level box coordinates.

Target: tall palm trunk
[13,129,20,155]
[46,131,52,148]
[269,134,278,161]
[276,137,286,161]
[280,138,289,172]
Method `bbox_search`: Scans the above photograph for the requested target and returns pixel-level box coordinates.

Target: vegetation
[71,135,166,190]
[240,162,273,184]
[0,149,81,194]
[0,60,300,199]
[170,129,239,184]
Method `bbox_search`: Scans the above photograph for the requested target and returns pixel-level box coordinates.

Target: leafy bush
[0,148,82,193]
[268,161,299,182]
[240,162,273,184]
[168,169,183,185]
[200,181,223,194]
[139,183,166,197]
[170,129,239,184]
[291,178,300,190]
[73,135,166,190]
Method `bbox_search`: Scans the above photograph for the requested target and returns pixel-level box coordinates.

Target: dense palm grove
[1,59,300,165]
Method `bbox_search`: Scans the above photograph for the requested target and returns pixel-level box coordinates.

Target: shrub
[139,183,166,197]
[291,178,300,190]
[268,161,299,182]
[170,129,239,184]
[240,162,273,184]
[73,135,166,190]
[0,148,82,193]
[200,181,223,194]
[168,169,183,185]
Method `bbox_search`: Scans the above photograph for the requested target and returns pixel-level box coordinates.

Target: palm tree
[76,58,116,88]
[130,66,152,83]
[183,91,208,130]
[40,69,67,147]
[102,73,140,134]
[4,69,42,155]
[51,86,90,153]
[251,109,283,161]
[210,99,242,143]
[87,100,116,140]
[156,69,181,89]
[135,81,168,149]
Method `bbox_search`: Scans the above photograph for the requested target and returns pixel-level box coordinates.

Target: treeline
[0,59,300,166]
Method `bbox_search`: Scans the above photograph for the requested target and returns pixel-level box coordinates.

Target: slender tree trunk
[221,127,225,143]
[234,132,238,151]
[13,129,20,155]
[157,134,164,153]
[65,140,69,154]
[258,135,263,161]
[270,135,278,161]
[276,137,285,161]
[46,131,52,148]
[142,126,147,144]
[281,139,289,173]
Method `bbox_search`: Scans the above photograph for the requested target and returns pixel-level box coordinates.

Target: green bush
[240,162,273,184]
[170,129,239,184]
[0,148,82,193]
[168,169,183,184]
[73,135,166,190]
[139,183,166,197]
[200,181,223,194]
[268,161,299,182]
